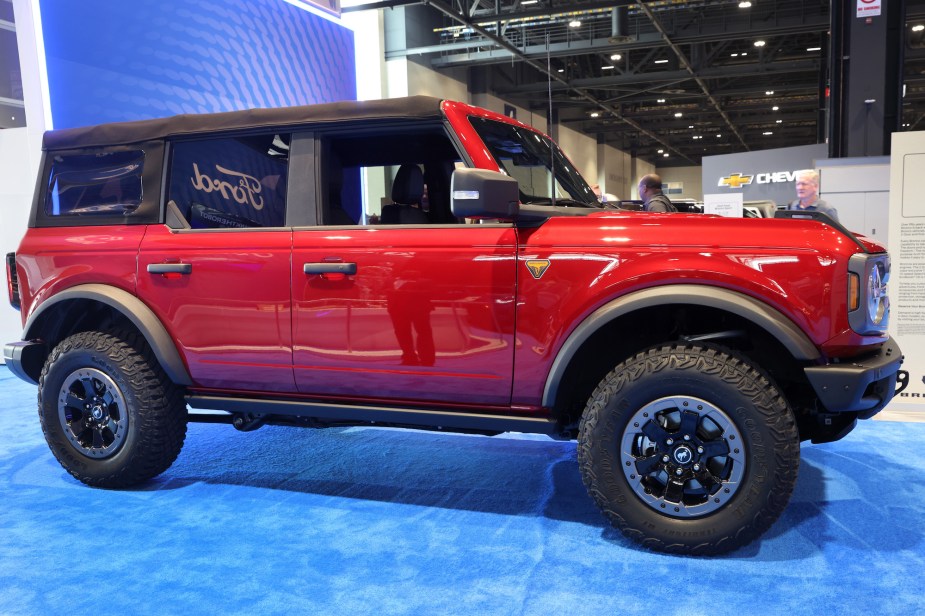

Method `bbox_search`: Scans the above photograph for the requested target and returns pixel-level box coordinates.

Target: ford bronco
[4,96,905,554]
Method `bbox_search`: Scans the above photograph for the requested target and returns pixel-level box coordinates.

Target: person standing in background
[789,169,839,221]
[637,174,677,212]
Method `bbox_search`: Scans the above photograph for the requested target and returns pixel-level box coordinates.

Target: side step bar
[186,394,560,436]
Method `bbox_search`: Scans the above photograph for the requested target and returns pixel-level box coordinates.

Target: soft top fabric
[43,96,446,151]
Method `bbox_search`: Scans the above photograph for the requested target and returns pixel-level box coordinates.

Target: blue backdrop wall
[39,0,356,129]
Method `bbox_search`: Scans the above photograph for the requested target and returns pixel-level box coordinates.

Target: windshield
[468,116,600,207]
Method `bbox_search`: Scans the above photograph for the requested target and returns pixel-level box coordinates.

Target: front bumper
[804,336,905,419]
[3,340,44,385]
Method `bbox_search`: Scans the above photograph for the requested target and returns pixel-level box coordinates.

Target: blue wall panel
[40,0,356,129]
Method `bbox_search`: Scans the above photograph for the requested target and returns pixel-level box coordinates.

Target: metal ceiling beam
[636,1,748,150]
[418,0,697,163]
[493,59,820,94]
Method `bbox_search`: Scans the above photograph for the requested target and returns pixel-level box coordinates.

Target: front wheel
[38,331,187,488]
[578,344,799,555]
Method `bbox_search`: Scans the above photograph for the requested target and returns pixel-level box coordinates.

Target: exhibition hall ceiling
[352,0,925,166]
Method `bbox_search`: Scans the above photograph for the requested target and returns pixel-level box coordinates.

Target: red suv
[4,96,905,554]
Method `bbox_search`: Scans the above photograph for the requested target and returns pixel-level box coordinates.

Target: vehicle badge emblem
[674,446,693,464]
[525,259,551,279]
[718,173,754,188]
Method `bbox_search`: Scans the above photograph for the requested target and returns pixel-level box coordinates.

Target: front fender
[541,284,820,408]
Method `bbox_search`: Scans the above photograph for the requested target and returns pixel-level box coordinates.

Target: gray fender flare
[541,284,820,408]
[24,283,192,386]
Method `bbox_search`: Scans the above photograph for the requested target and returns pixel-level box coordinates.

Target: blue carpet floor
[1,363,923,615]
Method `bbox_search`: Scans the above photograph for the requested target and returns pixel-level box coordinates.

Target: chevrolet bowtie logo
[718,173,754,188]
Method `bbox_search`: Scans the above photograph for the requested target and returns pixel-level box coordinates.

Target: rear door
[138,132,295,392]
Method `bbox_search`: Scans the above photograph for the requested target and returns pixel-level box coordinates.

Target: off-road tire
[38,330,187,488]
[578,343,799,555]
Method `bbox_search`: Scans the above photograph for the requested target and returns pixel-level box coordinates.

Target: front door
[291,225,517,406]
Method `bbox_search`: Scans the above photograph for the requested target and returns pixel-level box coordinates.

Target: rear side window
[45,150,144,216]
[167,134,289,229]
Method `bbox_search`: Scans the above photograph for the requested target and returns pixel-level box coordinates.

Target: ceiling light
[741,52,748,56]
[913,25,925,32]
[663,153,670,158]
[772,106,779,111]
[763,131,773,135]
[738,1,752,7]
[674,112,683,118]
[521,0,539,4]
[657,98,666,103]
[602,65,614,70]
[654,59,669,64]
[610,53,622,61]
[569,20,581,28]
[557,68,564,73]
[657,149,664,154]
[754,40,766,47]
[776,119,783,124]
[765,90,774,95]
[688,125,694,129]
[591,112,600,118]
[716,134,722,138]
[807,47,821,51]
[731,53,739,57]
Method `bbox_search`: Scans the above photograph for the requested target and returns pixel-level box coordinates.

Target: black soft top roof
[43,95,446,151]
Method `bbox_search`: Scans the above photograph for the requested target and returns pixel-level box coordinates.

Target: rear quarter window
[45,150,144,217]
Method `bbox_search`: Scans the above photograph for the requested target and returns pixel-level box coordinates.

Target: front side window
[45,150,144,216]
[167,134,289,229]
[468,117,599,207]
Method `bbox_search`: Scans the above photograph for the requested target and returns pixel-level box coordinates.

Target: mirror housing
[450,168,520,219]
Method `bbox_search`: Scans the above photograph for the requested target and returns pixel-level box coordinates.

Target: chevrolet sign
[718,170,802,188]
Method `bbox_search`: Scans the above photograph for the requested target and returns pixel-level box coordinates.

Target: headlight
[848,254,890,334]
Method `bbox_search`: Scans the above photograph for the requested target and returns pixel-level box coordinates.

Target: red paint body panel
[15,226,145,327]
[509,212,881,405]
[292,225,517,405]
[137,225,295,392]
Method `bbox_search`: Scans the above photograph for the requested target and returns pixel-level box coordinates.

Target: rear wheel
[38,331,187,488]
[578,343,799,555]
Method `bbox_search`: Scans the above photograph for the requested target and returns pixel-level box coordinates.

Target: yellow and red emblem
[525,259,551,279]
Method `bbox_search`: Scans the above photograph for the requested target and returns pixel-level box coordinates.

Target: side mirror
[450,168,520,219]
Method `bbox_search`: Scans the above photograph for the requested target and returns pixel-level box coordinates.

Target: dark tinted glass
[167,134,289,229]
[45,150,144,216]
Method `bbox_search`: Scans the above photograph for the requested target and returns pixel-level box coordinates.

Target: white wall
[657,165,704,201]
[817,157,890,242]
[0,128,37,349]
[556,124,597,189]
[597,143,632,202]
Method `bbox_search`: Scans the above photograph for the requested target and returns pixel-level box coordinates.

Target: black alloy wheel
[578,343,800,555]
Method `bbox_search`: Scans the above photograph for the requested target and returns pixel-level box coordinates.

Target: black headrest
[391,164,424,205]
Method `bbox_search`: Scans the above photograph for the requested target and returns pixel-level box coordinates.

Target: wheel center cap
[91,405,105,420]
[673,445,694,465]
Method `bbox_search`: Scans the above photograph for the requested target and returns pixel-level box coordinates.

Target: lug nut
[683,434,691,441]
[697,446,704,453]
[693,464,701,472]
[666,438,674,446]
[662,455,670,463]
[675,468,683,476]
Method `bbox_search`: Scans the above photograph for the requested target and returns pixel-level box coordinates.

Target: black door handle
[147,263,192,275]
[304,262,357,275]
